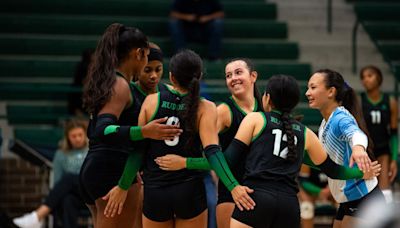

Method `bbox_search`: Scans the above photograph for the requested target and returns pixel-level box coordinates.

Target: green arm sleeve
[186,157,211,170]
[390,130,398,161]
[104,125,144,141]
[300,181,322,196]
[118,151,143,190]
[303,151,363,180]
[204,144,239,191]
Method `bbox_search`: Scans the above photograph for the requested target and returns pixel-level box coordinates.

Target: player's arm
[304,128,380,180]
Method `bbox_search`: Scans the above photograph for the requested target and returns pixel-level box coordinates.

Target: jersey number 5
[164,116,180,146]
[272,129,298,159]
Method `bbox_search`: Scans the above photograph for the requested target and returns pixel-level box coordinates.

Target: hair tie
[344,81,351,90]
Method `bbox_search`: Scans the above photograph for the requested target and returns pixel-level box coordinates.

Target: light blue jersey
[318,106,377,203]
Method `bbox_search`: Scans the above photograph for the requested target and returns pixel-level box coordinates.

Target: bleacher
[351,0,400,81]
[0,0,315,148]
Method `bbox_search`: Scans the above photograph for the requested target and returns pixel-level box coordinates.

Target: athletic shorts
[79,151,130,205]
[217,180,234,204]
[336,186,385,220]
[373,145,391,158]
[143,178,207,222]
[232,188,300,228]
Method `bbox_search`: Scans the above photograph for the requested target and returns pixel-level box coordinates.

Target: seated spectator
[13,120,88,228]
[169,0,224,61]
[298,164,336,228]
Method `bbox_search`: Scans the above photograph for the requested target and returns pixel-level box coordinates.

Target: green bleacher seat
[7,104,70,125]
[14,127,63,148]
[377,41,400,61]
[363,22,400,40]
[0,83,80,101]
[2,1,277,19]
[0,36,298,60]
[355,3,400,21]
[0,57,311,81]
[0,15,287,39]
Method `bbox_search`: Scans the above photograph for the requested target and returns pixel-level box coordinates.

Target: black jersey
[130,82,168,126]
[218,97,261,188]
[361,93,391,150]
[219,96,262,150]
[143,87,204,187]
[243,111,306,195]
[87,73,137,154]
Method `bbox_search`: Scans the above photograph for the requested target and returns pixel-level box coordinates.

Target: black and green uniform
[361,92,393,158]
[142,87,207,222]
[218,96,262,204]
[231,111,305,228]
[79,72,140,204]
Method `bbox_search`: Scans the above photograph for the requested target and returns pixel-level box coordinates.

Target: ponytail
[182,77,200,149]
[83,23,122,114]
[281,111,297,162]
[83,23,148,114]
[253,82,264,111]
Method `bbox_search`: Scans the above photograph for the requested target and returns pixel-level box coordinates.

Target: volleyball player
[306,69,385,228]
[79,24,181,227]
[360,65,398,203]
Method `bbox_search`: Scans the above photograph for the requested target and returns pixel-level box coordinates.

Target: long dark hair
[83,23,149,114]
[265,75,300,162]
[169,49,203,148]
[226,58,263,111]
[316,69,374,157]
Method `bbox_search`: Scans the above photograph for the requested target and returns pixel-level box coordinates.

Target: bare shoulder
[217,102,230,115]
[199,99,217,112]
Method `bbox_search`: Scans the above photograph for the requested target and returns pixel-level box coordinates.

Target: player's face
[361,69,380,91]
[306,73,333,110]
[139,60,163,92]
[68,127,86,149]
[225,60,256,97]
[132,47,150,81]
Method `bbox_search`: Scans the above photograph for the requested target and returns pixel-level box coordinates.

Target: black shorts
[232,188,300,228]
[336,186,385,220]
[143,178,207,222]
[373,145,391,158]
[79,151,129,205]
[217,180,234,204]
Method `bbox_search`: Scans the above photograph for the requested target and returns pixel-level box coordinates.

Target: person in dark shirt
[360,65,398,203]
[169,0,224,61]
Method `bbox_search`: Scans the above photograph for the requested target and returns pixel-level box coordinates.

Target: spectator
[68,49,94,117]
[13,120,88,228]
[169,0,224,61]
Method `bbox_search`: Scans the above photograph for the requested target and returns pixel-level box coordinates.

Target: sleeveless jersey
[243,111,306,195]
[218,96,261,192]
[361,93,391,151]
[87,73,136,154]
[142,87,204,187]
[130,82,168,126]
[318,106,378,203]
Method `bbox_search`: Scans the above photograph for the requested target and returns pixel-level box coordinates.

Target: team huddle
[77,23,395,228]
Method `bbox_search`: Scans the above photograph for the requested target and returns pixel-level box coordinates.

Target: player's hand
[350,145,371,172]
[389,160,398,183]
[155,154,187,171]
[141,117,182,140]
[362,160,381,180]
[231,185,255,211]
[102,186,128,218]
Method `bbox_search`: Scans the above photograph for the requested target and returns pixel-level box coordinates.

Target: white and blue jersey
[318,106,378,203]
